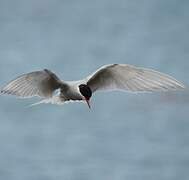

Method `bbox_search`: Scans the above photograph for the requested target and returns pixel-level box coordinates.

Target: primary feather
[0,69,62,98]
[86,64,185,93]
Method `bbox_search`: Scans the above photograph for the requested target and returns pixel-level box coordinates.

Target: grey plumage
[0,69,62,98]
[0,64,185,106]
[86,64,185,92]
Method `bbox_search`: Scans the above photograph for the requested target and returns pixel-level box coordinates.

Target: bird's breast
[60,85,82,101]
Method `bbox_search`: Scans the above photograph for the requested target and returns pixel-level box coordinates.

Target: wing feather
[1,69,62,98]
[86,64,185,93]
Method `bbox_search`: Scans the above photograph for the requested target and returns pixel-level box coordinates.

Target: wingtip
[180,83,188,90]
[177,81,187,89]
[171,83,188,92]
[0,89,5,95]
[0,88,19,96]
[0,89,8,95]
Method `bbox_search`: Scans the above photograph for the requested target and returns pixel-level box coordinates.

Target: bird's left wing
[1,69,62,98]
[86,64,185,93]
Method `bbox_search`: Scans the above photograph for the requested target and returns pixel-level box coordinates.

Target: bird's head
[79,84,92,109]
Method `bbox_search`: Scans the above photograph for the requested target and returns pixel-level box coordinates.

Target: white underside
[29,95,83,107]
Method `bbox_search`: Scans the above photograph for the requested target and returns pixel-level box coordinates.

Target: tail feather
[29,96,65,107]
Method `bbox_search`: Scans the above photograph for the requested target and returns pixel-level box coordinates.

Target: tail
[29,96,65,107]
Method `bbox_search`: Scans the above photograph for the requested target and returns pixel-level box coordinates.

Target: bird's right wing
[1,69,62,98]
[86,64,185,93]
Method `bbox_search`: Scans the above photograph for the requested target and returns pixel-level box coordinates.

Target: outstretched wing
[86,64,185,93]
[1,69,62,98]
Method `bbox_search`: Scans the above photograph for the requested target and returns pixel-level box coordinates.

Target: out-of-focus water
[0,0,189,179]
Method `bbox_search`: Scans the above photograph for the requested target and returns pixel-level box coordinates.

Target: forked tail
[29,96,65,107]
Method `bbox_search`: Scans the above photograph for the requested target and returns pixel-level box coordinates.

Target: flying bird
[0,64,185,108]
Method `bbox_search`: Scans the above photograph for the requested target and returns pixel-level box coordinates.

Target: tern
[0,64,185,108]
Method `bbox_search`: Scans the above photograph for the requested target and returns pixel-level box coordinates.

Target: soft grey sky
[0,0,189,180]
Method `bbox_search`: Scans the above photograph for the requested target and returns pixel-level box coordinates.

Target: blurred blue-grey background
[0,0,189,179]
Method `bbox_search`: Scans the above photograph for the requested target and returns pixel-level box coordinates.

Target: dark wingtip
[0,89,7,95]
[0,88,5,95]
[0,89,17,96]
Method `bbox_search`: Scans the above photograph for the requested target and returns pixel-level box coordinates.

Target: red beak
[84,98,91,109]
